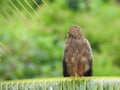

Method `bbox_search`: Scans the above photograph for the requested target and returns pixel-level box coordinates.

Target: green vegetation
[0,77,120,90]
[0,0,120,80]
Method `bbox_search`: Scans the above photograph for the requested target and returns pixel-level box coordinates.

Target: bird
[62,25,93,77]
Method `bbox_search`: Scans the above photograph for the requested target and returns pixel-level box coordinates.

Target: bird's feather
[62,25,93,77]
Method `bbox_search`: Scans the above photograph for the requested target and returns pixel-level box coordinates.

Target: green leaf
[0,77,120,90]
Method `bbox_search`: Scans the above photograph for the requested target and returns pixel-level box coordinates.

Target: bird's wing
[85,39,93,60]
[62,46,70,77]
[84,39,93,76]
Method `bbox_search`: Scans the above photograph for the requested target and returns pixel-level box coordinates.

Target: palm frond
[0,77,120,90]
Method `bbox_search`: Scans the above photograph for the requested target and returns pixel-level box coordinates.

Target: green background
[0,0,120,80]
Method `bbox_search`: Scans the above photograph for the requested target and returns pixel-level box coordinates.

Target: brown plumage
[62,25,93,77]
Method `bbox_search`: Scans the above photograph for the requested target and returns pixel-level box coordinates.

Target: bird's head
[68,25,83,39]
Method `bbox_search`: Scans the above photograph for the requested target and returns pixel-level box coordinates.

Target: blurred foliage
[65,0,80,10]
[0,0,120,80]
[65,0,92,10]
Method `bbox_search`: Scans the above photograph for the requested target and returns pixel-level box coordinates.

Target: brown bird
[62,25,93,77]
